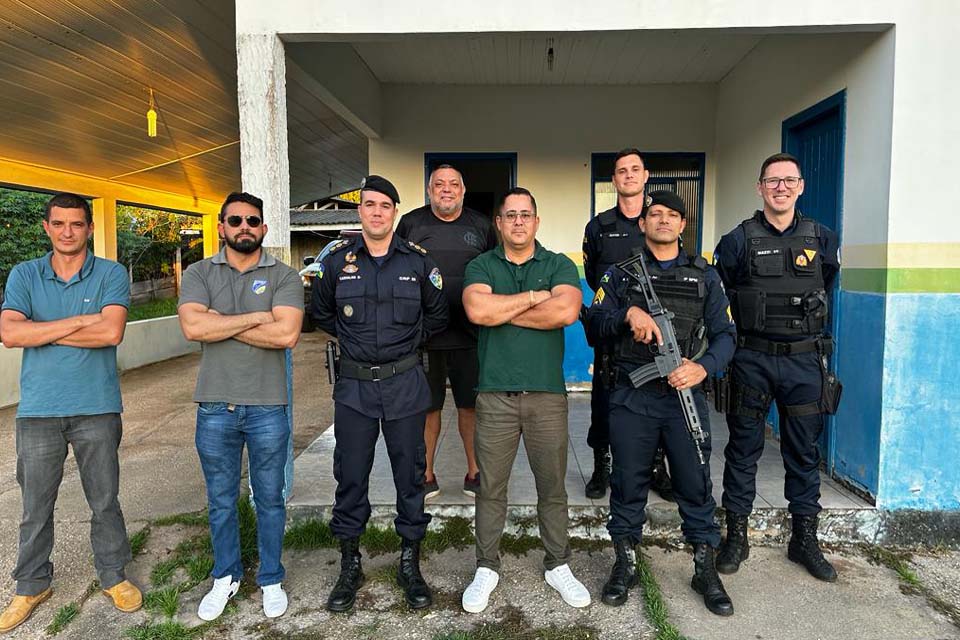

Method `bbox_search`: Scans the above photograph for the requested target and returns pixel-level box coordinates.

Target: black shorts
[426,348,479,412]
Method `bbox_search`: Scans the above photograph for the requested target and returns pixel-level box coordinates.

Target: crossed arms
[462,283,582,330]
[178,303,303,350]
[0,306,127,349]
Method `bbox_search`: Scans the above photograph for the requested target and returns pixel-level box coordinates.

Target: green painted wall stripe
[842,268,960,294]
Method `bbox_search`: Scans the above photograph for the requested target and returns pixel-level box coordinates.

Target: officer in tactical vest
[581,148,673,501]
[586,191,736,616]
[310,175,449,613]
[713,152,841,583]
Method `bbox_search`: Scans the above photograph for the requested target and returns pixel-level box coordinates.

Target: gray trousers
[13,414,131,595]
[474,392,571,572]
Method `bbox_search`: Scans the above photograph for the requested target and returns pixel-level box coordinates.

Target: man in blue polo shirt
[0,192,142,633]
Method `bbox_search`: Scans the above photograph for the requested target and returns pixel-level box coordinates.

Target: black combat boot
[326,538,364,612]
[650,448,674,502]
[691,543,734,616]
[788,514,838,582]
[397,538,433,609]
[601,539,639,606]
[585,447,611,499]
[716,512,750,574]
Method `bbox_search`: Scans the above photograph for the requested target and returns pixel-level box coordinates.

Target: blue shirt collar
[39,250,96,283]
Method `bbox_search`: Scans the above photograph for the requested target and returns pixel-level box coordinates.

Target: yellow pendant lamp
[146,89,158,138]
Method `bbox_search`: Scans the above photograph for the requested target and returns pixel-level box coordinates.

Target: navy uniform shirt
[310,233,449,420]
[395,205,498,349]
[585,246,736,417]
[582,205,645,292]
[713,210,840,340]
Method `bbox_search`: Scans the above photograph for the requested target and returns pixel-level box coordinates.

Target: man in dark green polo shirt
[460,187,588,613]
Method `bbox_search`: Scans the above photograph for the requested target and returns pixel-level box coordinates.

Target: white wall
[0,316,199,410]
[713,31,895,253]
[371,83,717,256]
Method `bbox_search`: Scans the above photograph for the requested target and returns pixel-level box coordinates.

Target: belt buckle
[774,343,791,356]
[369,365,381,382]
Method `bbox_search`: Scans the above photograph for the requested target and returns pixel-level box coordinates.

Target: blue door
[781,91,849,482]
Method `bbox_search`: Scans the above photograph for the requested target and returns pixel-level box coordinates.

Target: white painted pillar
[237,32,291,265]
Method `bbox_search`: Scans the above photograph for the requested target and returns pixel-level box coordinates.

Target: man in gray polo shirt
[178,191,303,622]
[0,192,142,633]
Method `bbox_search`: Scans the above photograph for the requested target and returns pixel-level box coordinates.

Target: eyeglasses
[224,215,263,228]
[760,176,802,190]
[499,211,536,224]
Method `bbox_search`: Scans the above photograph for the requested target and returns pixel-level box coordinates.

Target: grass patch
[129,526,151,556]
[238,496,259,565]
[45,603,80,635]
[152,511,208,527]
[123,620,197,640]
[432,605,598,639]
[128,298,178,322]
[423,516,475,553]
[862,545,920,586]
[636,554,686,640]
[284,519,337,550]
[185,554,215,584]
[150,559,180,588]
[144,586,181,619]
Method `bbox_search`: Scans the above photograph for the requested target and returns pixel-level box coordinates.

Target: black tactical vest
[729,216,827,337]
[595,208,644,278]
[615,255,708,369]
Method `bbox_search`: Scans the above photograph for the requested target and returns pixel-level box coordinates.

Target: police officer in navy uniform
[713,152,841,583]
[586,191,736,616]
[310,175,449,612]
[582,148,673,500]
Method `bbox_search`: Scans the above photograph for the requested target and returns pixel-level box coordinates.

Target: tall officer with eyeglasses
[310,175,449,613]
[713,153,841,583]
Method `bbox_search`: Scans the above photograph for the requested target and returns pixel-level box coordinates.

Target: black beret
[646,190,686,217]
[360,175,400,205]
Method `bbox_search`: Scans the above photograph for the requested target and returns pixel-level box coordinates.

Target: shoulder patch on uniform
[592,288,605,306]
[429,267,443,290]
[328,239,353,254]
[600,272,611,283]
[407,241,428,255]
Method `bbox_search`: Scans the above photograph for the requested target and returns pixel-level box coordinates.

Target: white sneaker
[261,583,288,618]
[197,575,240,621]
[461,567,500,613]
[544,564,591,608]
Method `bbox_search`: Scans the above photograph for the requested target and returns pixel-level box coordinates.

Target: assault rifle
[616,250,707,465]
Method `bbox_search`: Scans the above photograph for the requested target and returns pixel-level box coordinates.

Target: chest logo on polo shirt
[343,264,359,274]
[429,267,443,290]
[252,280,268,295]
[463,231,484,250]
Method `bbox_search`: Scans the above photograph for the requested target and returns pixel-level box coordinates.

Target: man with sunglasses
[461,188,587,613]
[310,175,448,613]
[713,153,841,583]
[178,192,304,621]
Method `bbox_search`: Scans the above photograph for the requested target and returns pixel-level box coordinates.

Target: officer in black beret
[310,175,449,612]
[581,149,673,501]
[586,190,736,615]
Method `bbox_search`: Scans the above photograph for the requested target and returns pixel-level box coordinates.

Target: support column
[202,213,220,258]
[237,32,291,265]
[92,196,118,260]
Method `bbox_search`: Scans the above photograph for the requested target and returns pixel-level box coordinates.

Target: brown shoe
[0,588,53,633]
[103,580,142,613]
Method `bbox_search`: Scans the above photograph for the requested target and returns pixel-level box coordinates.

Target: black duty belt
[736,335,832,356]
[339,354,420,382]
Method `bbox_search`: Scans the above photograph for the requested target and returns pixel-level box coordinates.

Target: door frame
[781,89,846,476]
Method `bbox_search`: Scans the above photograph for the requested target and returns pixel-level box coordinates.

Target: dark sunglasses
[224,215,262,228]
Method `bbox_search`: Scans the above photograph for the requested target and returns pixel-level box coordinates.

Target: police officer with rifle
[585,191,736,616]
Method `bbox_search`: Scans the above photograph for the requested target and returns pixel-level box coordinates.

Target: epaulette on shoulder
[328,238,354,254]
[691,255,708,270]
[407,240,428,255]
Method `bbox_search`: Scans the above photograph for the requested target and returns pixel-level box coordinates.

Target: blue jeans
[196,403,289,586]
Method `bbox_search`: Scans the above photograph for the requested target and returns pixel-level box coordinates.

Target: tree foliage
[0,188,52,295]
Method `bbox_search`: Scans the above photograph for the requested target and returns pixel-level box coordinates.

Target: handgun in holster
[325,340,340,384]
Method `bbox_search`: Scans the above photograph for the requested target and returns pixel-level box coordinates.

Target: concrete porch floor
[289,392,874,542]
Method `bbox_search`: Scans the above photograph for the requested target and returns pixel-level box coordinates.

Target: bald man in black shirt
[396,165,499,500]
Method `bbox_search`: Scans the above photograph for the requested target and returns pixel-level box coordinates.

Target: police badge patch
[429,267,443,290]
